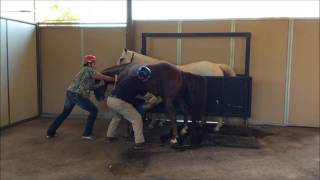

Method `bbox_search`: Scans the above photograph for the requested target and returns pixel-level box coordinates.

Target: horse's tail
[182,72,207,125]
[219,64,237,77]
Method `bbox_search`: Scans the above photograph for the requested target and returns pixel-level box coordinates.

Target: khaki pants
[106,96,145,144]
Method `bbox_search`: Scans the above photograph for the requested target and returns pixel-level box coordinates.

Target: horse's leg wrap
[148,113,157,129]
[165,101,178,144]
[180,125,188,135]
[214,117,224,132]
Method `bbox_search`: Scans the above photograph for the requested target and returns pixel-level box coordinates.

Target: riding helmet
[84,54,96,64]
[137,66,152,80]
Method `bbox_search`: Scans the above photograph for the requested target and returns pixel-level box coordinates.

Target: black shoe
[46,133,58,139]
[133,143,145,150]
[105,137,119,143]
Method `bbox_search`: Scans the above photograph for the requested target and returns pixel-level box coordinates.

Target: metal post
[126,0,134,50]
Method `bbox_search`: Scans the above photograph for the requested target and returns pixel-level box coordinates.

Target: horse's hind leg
[177,98,189,135]
[164,101,178,144]
[214,117,224,132]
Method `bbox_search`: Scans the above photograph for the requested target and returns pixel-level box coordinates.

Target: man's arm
[93,71,114,82]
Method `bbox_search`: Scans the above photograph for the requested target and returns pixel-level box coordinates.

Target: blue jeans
[47,91,98,136]
[135,105,144,116]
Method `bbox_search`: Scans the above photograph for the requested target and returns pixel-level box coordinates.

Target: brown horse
[94,62,207,144]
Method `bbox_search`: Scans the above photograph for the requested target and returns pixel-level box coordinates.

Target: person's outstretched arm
[93,71,114,82]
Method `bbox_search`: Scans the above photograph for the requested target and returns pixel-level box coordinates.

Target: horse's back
[179,61,224,76]
[179,61,236,77]
[148,62,181,74]
[134,52,159,64]
[147,62,184,96]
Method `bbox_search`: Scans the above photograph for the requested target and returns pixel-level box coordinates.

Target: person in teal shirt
[46,55,114,140]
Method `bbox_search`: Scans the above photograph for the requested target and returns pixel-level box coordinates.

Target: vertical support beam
[244,34,251,76]
[284,19,294,126]
[229,19,236,68]
[141,34,146,54]
[33,0,36,22]
[126,0,134,50]
[176,21,182,65]
[80,28,84,65]
[36,24,42,115]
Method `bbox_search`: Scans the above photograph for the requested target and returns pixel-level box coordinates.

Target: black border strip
[0,116,39,130]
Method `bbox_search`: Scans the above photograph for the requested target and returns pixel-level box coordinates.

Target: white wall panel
[7,21,38,123]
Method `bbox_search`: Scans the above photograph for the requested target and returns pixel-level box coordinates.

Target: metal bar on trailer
[142,32,251,38]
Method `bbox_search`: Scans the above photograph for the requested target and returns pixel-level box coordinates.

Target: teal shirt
[68,67,96,97]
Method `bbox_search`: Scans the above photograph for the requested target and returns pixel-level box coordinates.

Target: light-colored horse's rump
[178,61,236,77]
[117,48,236,77]
[117,49,236,131]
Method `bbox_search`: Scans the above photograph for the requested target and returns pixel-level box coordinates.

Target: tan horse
[117,49,237,132]
[117,49,236,77]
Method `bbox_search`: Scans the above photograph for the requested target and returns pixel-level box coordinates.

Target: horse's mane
[101,63,131,76]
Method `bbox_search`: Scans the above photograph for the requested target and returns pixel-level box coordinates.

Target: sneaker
[46,133,58,139]
[105,137,119,143]
[82,135,96,140]
[133,142,145,150]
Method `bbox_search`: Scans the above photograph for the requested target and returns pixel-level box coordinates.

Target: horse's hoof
[169,138,178,145]
[180,127,188,135]
[214,126,221,132]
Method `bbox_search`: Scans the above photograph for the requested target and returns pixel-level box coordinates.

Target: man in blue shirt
[106,66,151,150]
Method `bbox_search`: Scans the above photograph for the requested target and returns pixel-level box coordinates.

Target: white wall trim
[229,19,236,68]
[80,28,84,65]
[176,21,182,65]
[284,19,294,126]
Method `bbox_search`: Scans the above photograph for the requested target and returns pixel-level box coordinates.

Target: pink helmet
[84,54,96,64]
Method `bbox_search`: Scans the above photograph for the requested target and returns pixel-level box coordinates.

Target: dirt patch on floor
[107,148,153,175]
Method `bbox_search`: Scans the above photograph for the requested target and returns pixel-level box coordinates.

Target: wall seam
[229,19,236,68]
[176,21,182,65]
[36,24,42,116]
[0,20,2,123]
[80,28,84,66]
[284,19,294,126]
[5,20,11,125]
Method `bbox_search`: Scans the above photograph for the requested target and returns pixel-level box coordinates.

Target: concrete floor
[1,118,319,180]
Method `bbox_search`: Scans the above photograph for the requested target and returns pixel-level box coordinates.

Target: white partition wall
[0,18,38,127]
[7,20,38,123]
